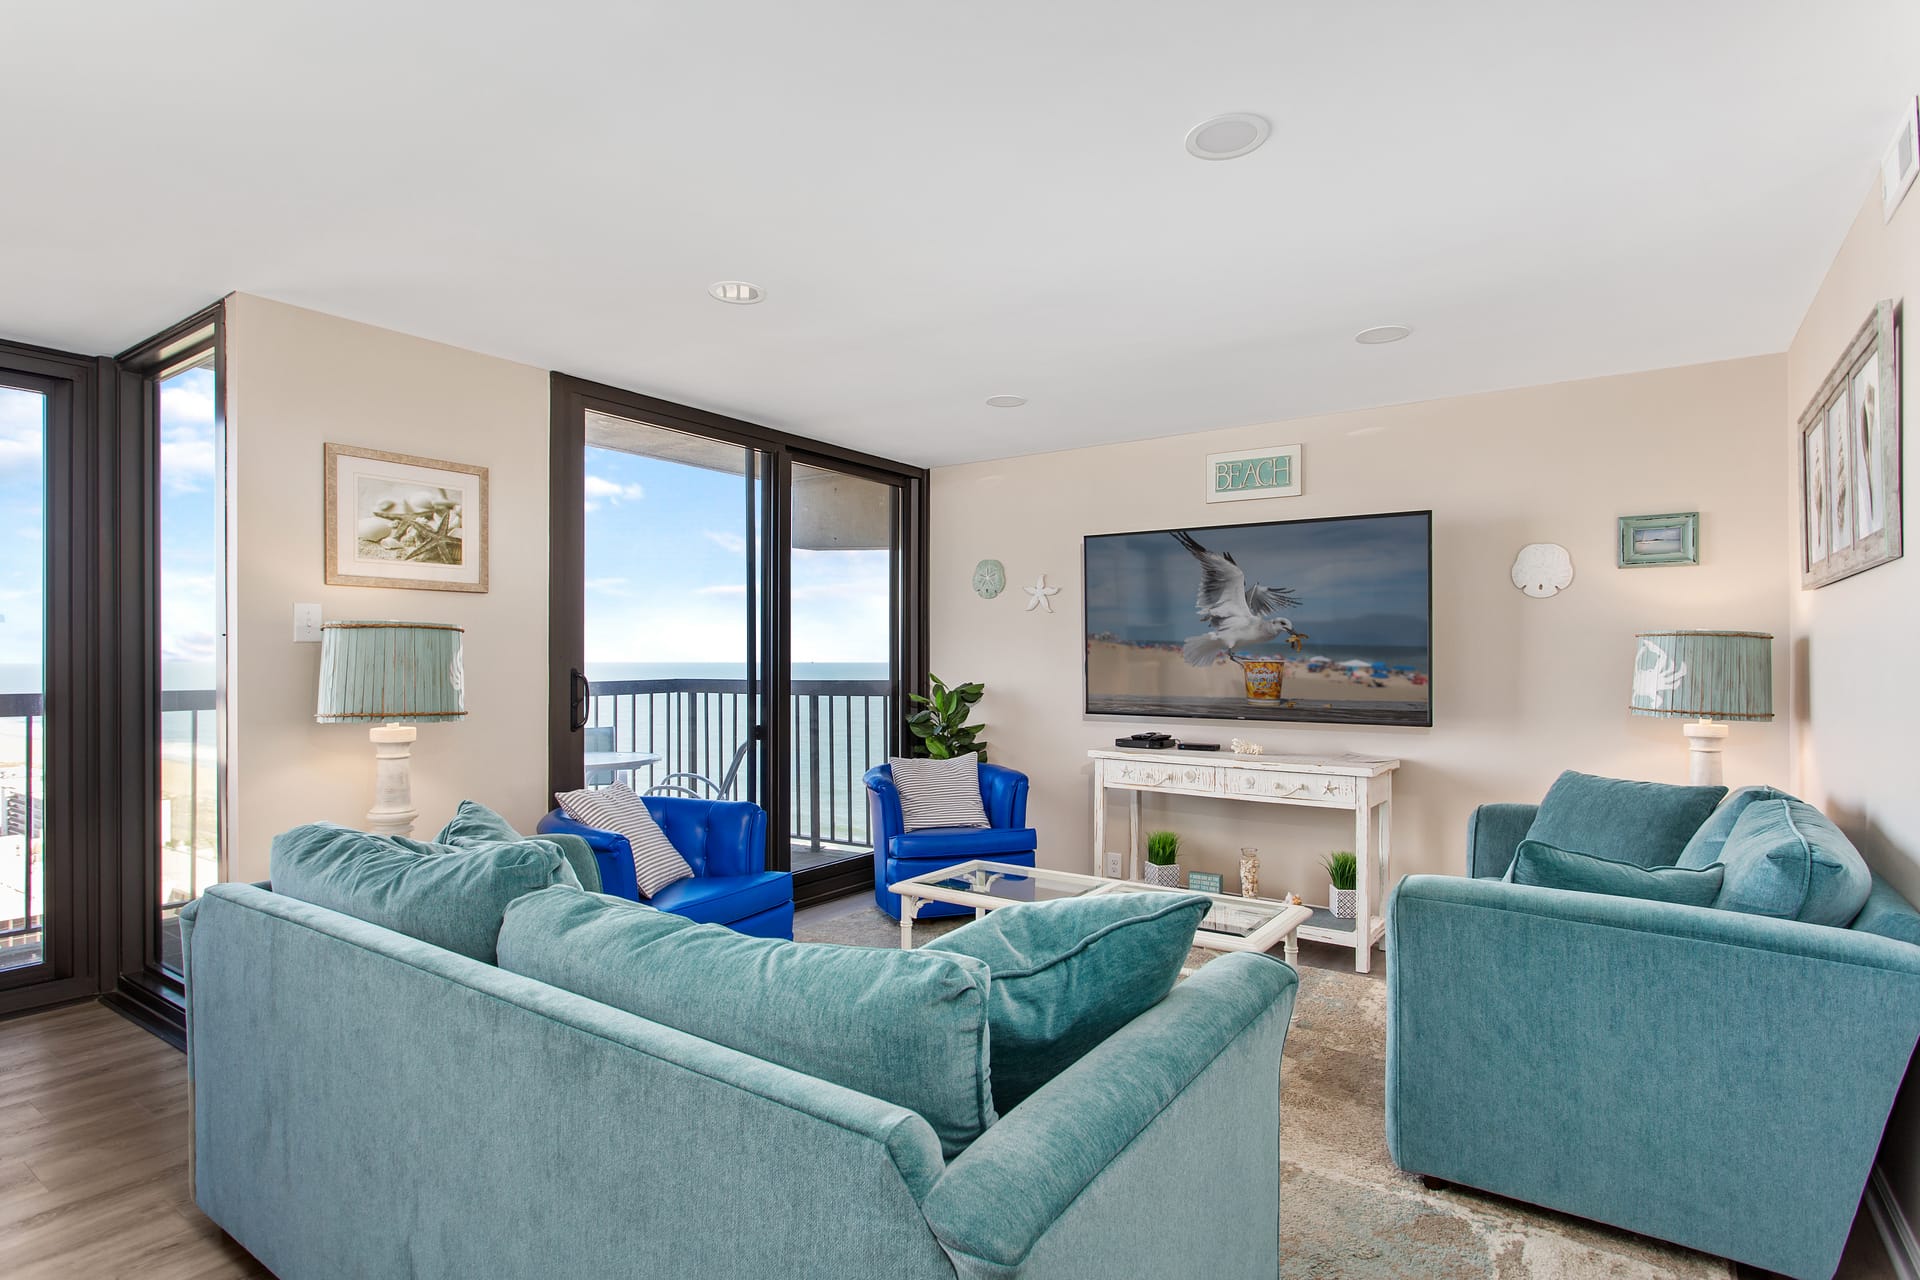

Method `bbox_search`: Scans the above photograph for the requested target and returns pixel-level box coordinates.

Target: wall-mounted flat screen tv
[1083,509,1432,727]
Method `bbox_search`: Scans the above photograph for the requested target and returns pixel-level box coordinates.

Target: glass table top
[921,863,1104,903]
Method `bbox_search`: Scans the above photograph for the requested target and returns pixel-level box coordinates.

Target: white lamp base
[367,723,419,836]
[1681,719,1729,787]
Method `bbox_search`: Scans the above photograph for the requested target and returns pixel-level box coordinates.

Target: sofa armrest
[1386,874,1920,1279]
[922,954,1296,1278]
[864,766,904,851]
[536,810,639,899]
[1465,803,1537,879]
[978,764,1028,830]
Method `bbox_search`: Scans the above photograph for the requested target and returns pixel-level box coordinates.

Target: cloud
[703,529,746,555]
[162,628,219,665]
[159,378,216,430]
[585,475,645,503]
[161,426,216,493]
[694,583,747,596]
[0,387,42,480]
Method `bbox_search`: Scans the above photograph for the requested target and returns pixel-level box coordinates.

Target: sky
[0,367,218,688]
[1085,511,1431,650]
[583,444,891,666]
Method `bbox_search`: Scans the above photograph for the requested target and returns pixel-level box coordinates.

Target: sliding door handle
[569,669,591,732]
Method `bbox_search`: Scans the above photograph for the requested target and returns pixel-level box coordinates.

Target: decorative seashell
[1229,738,1264,756]
[972,559,1006,599]
[1511,543,1574,599]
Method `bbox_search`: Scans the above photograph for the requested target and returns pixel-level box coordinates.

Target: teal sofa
[1387,800,1920,1280]
[183,881,1298,1279]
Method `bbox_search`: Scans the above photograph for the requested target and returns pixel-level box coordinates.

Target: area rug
[798,904,1733,1280]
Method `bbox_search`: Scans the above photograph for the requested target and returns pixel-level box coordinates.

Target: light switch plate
[293,603,323,643]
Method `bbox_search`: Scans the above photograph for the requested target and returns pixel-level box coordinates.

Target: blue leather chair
[865,762,1037,920]
[538,795,794,940]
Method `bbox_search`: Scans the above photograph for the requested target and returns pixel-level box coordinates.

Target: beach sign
[1206,445,1302,503]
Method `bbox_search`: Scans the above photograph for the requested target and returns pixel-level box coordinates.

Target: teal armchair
[1386,804,1920,1280]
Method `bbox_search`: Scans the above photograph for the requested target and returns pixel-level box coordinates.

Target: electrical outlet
[293,603,323,643]
[1105,851,1122,877]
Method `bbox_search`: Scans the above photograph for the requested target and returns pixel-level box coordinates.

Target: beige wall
[224,295,550,880]
[1785,178,1920,1234]
[930,355,1790,891]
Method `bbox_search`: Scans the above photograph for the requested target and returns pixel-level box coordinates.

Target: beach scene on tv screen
[1084,511,1432,726]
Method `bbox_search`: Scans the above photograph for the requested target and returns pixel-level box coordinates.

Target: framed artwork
[1617,512,1699,567]
[1799,300,1902,589]
[324,443,489,592]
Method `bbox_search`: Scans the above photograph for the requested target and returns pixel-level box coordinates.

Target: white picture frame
[1799,301,1902,589]
[1205,445,1303,504]
[324,443,489,592]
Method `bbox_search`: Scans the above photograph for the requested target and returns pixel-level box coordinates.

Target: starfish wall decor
[1023,574,1059,613]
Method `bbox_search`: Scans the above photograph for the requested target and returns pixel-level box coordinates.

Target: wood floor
[0,902,1901,1280]
[0,1001,265,1279]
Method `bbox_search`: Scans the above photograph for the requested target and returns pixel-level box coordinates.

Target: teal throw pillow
[926,891,1211,1112]
[1674,786,1795,871]
[498,887,997,1157]
[1523,771,1727,869]
[268,823,571,962]
[1507,839,1724,908]
[438,799,600,892]
[1714,798,1870,927]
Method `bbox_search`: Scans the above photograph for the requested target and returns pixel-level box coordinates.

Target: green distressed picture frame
[1617,512,1699,567]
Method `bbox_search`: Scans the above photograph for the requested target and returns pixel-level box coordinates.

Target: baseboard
[1866,1164,1920,1280]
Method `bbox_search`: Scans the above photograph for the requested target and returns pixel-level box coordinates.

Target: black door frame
[548,374,929,905]
[0,343,105,1016]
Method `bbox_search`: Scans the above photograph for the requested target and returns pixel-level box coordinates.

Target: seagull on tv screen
[1171,530,1306,666]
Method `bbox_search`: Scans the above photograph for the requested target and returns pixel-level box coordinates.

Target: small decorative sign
[1206,445,1302,503]
[1186,871,1224,895]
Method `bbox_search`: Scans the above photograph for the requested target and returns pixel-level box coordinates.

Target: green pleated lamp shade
[316,621,467,724]
[1629,630,1773,722]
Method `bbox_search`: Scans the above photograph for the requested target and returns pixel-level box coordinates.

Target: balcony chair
[864,762,1037,920]
[538,793,793,940]
[647,737,751,800]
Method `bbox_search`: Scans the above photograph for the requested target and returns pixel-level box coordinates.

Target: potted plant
[1325,851,1358,919]
[1144,831,1182,887]
[907,674,989,762]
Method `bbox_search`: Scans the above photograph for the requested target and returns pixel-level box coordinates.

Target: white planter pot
[1330,884,1357,919]
[1144,862,1182,888]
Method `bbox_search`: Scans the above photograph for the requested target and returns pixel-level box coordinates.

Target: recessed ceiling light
[985,395,1027,408]
[709,281,765,304]
[1184,113,1270,161]
[1354,324,1412,345]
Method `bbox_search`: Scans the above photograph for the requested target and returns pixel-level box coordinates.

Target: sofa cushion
[553,784,694,897]
[890,825,1039,860]
[1507,840,1724,908]
[925,892,1210,1112]
[1850,876,1920,946]
[497,886,996,1156]
[269,823,569,962]
[1714,798,1871,927]
[1675,786,1795,871]
[888,754,990,831]
[1524,771,1727,869]
[438,799,600,892]
[645,871,791,926]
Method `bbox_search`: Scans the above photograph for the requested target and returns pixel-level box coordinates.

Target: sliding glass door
[575,410,767,812]
[0,379,53,982]
[551,377,926,903]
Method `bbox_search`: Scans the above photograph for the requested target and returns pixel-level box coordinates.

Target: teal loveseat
[184,881,1298,1279]
[1386,800,1920,1280]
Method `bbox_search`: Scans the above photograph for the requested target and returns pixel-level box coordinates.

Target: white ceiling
[4,2,1915,467]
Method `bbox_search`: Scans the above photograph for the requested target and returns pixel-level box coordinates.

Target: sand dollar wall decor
[972,559,1005,598]
[1511,543,1573,598]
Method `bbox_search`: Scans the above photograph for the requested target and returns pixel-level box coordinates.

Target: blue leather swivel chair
[865,763,1037,920]
[538,795,794,940]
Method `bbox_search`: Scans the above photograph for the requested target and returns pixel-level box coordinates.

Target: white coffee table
[889,860,1314,964]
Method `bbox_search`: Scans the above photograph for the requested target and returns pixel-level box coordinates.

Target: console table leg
[1128,790,1141,882]
[1353,782,1374,974]
[1091,771,1107,876]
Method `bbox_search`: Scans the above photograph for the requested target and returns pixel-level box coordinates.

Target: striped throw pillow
[553,784,694,898]
[888,753,990,831]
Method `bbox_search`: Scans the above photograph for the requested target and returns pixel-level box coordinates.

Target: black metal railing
[0,688,217,967]
[0,692,43,962]
[584,678,892,858]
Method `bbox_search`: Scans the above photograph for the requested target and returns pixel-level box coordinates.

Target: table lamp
[1628,630,1772,786]
[316,621,466,836]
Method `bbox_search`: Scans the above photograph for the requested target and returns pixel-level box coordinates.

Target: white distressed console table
[1089,748,1400,972]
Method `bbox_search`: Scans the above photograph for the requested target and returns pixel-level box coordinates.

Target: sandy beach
[1089,639,1428,704]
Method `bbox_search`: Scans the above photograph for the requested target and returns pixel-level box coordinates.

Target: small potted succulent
[1144,830,1183,887]
[1325,850,1358,919]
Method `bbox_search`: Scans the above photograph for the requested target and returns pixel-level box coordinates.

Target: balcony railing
[585,677,892,867]
[0,688,217,972]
